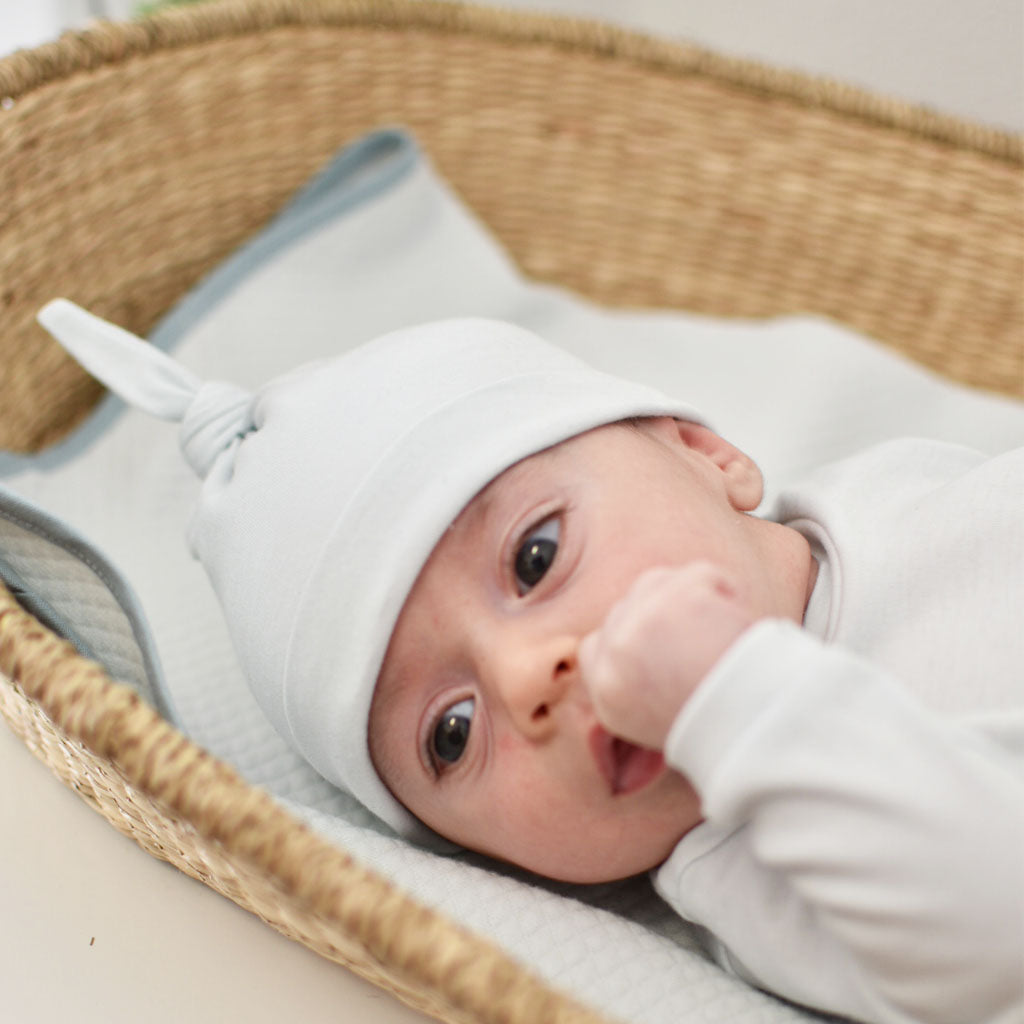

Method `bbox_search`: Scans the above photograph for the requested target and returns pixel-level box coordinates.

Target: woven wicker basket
[1,2,1021,1021]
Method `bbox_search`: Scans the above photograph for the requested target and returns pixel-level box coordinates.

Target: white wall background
[1,0,1021,132]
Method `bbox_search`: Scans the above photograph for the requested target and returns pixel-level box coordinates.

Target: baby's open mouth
[589,725,665,796]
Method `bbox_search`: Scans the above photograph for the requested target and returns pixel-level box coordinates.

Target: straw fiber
[0,2,1021,1021]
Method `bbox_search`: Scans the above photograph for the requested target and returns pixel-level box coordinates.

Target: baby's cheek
[496,733,520,758]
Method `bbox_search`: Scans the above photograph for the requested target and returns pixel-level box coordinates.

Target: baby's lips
[588,723,665,796]
[588,723,616,791]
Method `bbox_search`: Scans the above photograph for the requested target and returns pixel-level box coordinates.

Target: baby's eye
[513,517,560,594]
[432,698,474,766]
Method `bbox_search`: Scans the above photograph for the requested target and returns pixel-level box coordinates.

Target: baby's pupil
[434,710,471,763]
[515,537,557,588]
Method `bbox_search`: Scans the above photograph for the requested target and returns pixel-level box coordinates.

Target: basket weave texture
[1,2,1022,1022]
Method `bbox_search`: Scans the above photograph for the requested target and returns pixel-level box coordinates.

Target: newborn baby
[369,414,810,882]
[39,301,1024,1024]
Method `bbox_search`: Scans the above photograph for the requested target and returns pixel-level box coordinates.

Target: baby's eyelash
[511,514,562,595]
[424,696,475,777]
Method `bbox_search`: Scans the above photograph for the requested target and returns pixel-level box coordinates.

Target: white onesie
[655,440,1024,1024]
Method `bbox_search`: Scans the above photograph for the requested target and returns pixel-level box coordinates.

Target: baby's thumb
[577,630,602,686]
[578,629,620,727]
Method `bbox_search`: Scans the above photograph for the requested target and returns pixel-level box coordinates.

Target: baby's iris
[432,698,474,764]
[514,517,560,594]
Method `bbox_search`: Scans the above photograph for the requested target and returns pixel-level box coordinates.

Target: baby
[39,300,1023,1024]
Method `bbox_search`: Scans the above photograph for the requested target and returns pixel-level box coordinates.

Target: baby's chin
[471,821,698,886]
[514,844,682,886]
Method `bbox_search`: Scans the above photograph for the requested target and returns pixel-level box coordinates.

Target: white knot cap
[180,381,254,478]
[37,299,255,480]
[37,299,201,420]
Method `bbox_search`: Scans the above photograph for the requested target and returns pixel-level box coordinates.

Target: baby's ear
[674,420,764,511]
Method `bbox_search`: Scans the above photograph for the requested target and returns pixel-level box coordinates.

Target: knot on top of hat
[180,381,254,478]
[37,299,256,479]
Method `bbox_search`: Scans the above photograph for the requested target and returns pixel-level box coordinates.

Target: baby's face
[370,417,811,882]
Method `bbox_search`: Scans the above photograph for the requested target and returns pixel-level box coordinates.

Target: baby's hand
[578,562,755,751]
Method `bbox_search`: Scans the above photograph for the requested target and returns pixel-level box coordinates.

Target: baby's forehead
[423,418,653,580]
[452,434,570,531]
[454,419,651,527]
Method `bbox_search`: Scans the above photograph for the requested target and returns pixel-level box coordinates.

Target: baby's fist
[578,563,754,751]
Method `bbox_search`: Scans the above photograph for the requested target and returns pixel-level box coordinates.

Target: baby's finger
[578,629,619,711]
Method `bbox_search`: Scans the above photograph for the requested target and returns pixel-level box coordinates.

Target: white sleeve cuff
[662,618,814,798]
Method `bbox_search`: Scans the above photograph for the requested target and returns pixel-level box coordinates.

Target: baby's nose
[494,636,578,739]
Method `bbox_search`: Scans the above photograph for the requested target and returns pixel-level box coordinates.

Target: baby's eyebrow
[457,486,496,530]
[368,672,427,790]
[449,473,503,538]
[447,443,557,548]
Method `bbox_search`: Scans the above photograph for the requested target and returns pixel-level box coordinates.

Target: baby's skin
[370,416,815,882]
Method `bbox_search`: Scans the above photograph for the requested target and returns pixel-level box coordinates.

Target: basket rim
[1,0,1021,164]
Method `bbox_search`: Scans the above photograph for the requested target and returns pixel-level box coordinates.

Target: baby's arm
[580,567,1024,1024]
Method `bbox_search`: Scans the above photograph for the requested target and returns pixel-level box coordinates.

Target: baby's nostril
[556,659,572,674]
[532,703,550,721]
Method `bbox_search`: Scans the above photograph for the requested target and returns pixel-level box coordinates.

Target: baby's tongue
[612,738,664,795]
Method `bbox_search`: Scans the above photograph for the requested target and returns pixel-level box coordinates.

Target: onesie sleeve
[655,619,1024,1024]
